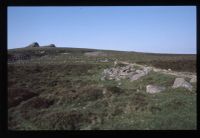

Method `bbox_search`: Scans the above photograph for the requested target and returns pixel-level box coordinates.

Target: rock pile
[172,78,193,91]
[101,64,152,81]
[101,62,195,94]
[130,67,152,81]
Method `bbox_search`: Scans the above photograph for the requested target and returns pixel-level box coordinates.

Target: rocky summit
[26,42,40,48]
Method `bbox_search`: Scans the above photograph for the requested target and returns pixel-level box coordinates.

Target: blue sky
[8,6,196,54]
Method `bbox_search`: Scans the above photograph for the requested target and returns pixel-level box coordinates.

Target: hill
[8,47,196,130]
[8,47,196,72]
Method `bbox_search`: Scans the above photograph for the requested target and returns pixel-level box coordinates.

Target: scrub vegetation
[8,47,196,130]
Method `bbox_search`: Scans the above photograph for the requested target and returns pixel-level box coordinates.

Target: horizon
[8,45,196,55]
[8,6,196,54]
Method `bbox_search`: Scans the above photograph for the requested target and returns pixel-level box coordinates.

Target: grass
[7,47,196,130]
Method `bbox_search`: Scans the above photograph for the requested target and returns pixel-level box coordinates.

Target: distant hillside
[8,47,196,72]
[8,46,196,130]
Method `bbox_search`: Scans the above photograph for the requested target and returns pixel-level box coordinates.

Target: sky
[8,6,196,54]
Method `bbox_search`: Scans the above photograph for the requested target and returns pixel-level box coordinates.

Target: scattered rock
[116,77,121,81]
[99,59,109,62]
[168,68,172,71]
[172,78,193,91]
[118,82,122,86]
[146,85,166,94]
[135,69,144,74]
[26,42,40,48]
[114,60,118,67]
[143,67,153,74]
[130,73,145,81]
[101,64,151,81]
[190,76,196,83]
[153,68,160,72]
[61,52,70,55]
[40,51,45,54]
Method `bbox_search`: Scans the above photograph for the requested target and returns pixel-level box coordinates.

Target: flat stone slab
[146,85,166,94]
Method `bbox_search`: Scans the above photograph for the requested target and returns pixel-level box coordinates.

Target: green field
[8,47,196,130]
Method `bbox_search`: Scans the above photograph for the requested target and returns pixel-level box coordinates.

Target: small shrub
[106,86,124,95]
[79,87,103,101]
[8,88,38,108]
[20,97,54,109]
[33,110,100,130]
